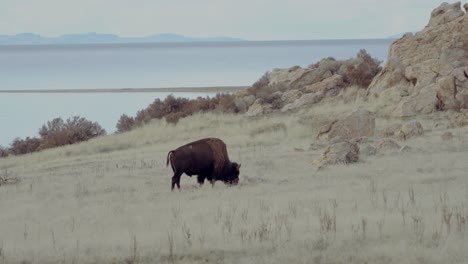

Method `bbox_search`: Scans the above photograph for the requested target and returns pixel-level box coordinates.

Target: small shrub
[307,50,381,89]
[216,93,239,113]
[127,93,239,127]
[9,137,41,155]
[163,95,190,114]
[252,72,270,91]
[65,116,106,143]
[262,92,283,110]
[134,109,152,125]
[39,116,106,149]
[0,146,9,158]
[309,57,340,74]
[339,49,382,87]
[245,82,288,109]
[116,114,135,133]
[165,112,186,124]
[245,72,270,97]
[233,97,250,113]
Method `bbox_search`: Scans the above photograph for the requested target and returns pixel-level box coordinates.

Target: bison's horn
[237,163,241,169]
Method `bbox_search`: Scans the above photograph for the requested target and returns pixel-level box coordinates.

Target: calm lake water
[0,39,394,146]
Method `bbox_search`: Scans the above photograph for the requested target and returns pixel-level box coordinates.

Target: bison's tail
[166,151,175,170]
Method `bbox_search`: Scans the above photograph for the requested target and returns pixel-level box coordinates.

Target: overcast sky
[0,0,447,40]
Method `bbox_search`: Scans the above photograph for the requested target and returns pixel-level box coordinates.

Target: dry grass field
[1,101,468,263]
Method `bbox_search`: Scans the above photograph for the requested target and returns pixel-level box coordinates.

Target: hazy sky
[1,0,447,40]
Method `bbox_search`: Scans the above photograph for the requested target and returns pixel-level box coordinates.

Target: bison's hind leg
[171,171,183,191]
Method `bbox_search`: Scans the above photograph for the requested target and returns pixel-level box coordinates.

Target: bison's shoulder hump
[204,138,230,174]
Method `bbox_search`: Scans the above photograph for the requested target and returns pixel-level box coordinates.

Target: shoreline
[0,86,248,94]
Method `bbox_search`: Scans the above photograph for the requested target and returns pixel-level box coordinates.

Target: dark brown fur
[166,138,240,191]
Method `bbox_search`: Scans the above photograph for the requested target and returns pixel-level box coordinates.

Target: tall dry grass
[0,100,467,263]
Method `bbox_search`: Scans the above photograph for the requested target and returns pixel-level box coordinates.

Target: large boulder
[395,121,424,140]
[315,140,360,168]
[245,99,272,117]
[441,131,454,140]
[367,2,468,116]
[317,109,376,141]
[376,138,401,154]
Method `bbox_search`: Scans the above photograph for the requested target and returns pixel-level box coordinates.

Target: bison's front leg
[209,174,216,188]
[171,172,183,191]
[197,174,206,186]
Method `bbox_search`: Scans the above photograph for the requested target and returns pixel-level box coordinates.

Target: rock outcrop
[269,66,307,86]
[281,89,302,104]
[317,109,376,141]
[245,99,272,117]
[304,74,344,95]
[367,2,468,117]
[281,92,323,112]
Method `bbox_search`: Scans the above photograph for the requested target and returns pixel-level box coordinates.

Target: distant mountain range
[0,33,246,45]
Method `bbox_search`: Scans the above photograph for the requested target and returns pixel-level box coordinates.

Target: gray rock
[314,140,360,168]
[395,121,424,140]
[323,109,376,141]
[245,99,272,117]
[376,138,401,153]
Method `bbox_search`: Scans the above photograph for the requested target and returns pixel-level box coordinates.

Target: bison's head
[224,162,241,185]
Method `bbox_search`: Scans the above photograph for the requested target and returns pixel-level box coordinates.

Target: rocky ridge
[367,2,468,117]
[238,2,467,118]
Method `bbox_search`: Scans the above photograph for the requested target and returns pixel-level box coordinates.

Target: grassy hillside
[1,101,467,263]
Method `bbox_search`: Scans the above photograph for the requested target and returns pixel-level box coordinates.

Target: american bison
[166,138,240,190]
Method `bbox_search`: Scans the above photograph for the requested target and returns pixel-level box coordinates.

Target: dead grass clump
[249,123,287,137]
[0,169,20,186]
